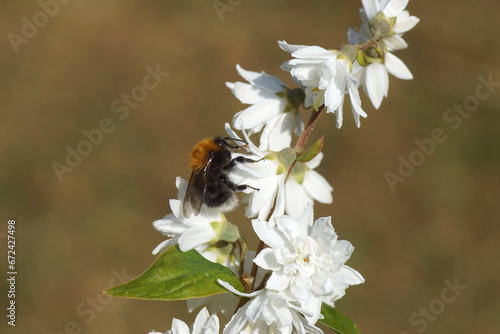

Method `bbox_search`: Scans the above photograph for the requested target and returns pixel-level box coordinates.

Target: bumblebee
[183,136,256,218]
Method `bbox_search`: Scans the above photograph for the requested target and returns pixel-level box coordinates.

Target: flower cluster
[279,0,419,128]
[148,0,418,333]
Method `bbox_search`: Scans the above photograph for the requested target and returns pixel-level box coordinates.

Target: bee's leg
[235,184,259,192]
[222,178,259,192]
[226,156,264,170]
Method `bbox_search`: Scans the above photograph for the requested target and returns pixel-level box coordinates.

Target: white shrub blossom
[284,152,333,221]
[218,282,323,334]
[149,307,219,334]
[252,205,364,324]
[142,0,420,332]
[358,0,420,51]
[225,123,332,221]
[278,41,367,128]
[348,0,419,109]
[226,65,304,151]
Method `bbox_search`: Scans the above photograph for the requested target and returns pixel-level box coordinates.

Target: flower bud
[369,11,397,38]
[356,42,386,67]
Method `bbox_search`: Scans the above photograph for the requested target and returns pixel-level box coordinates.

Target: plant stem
[296,105,325,150]
[246,105,325,294]
[286,105,325,181]
[250,240,265,290]
[236,238,250,291]
[356,31,381,51]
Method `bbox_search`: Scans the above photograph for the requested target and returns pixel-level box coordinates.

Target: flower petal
[290,274,312,300]
[303,170,333,204]
[259,110,295,151]
[278,40,308,53]
[253,248,281,271]
[361,0,380,20]
[227,81,271,104]
[152,214,187,236]
[285,178,310,221]
[291,46,335,59]
[178,226,216,252]
[385,52,413,80]
[235,64,286,93]
[152,238,179,255]
[171,318,190,334]
[365,61,389,109]
[394,12,420,34]
[383,0,408,17]
[252,220,287,250]
[266,270,293,291]
[232,98,285,129]
[347,27,366,45]
[337,265,365,285]
[384,34,408,50]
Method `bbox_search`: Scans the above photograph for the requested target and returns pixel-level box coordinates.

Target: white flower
[152,177,237,268]
[149,307,219,334]
[225,124,332,221]
[278,41,367,128]
[226,65,304,151]
[284,152,333,221]
[348,28,414,109]
[225,123,286,221]
[252,205,364,324]
[359,0,420,51]
[187,294,238,320]
[218,282,323,334]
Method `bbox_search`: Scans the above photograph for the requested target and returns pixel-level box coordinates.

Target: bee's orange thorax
[189,138,220,170]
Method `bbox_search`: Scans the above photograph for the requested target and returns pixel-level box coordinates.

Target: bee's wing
[183,158,212,218]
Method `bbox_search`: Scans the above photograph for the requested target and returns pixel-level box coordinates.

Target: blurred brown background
[1,0,499,333]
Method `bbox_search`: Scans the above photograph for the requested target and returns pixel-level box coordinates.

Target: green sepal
[206,240,237,264]
[313,90,325,110]
[318,303,362,334]
[266,147,296,174]
[211,220,240,243]
[338,45,357,69]
[289,162,308,184]
[296,136,324,163]
[101,246,244,301]
[370,11,396,38]
[276,87,305,113]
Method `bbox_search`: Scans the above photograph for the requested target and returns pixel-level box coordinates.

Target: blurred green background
[1,0,499,333]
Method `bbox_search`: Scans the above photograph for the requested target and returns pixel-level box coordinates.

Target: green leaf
[318,303,362,334]
[296,136,324,163]
[102,246,244,300]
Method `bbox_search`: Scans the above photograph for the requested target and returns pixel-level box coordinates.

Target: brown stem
[356,31,382,51]
[286,105,325,181]
[236,238,249,290]
[250,240,265,290]
[295,105,325,150]
[254,271,272,292]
